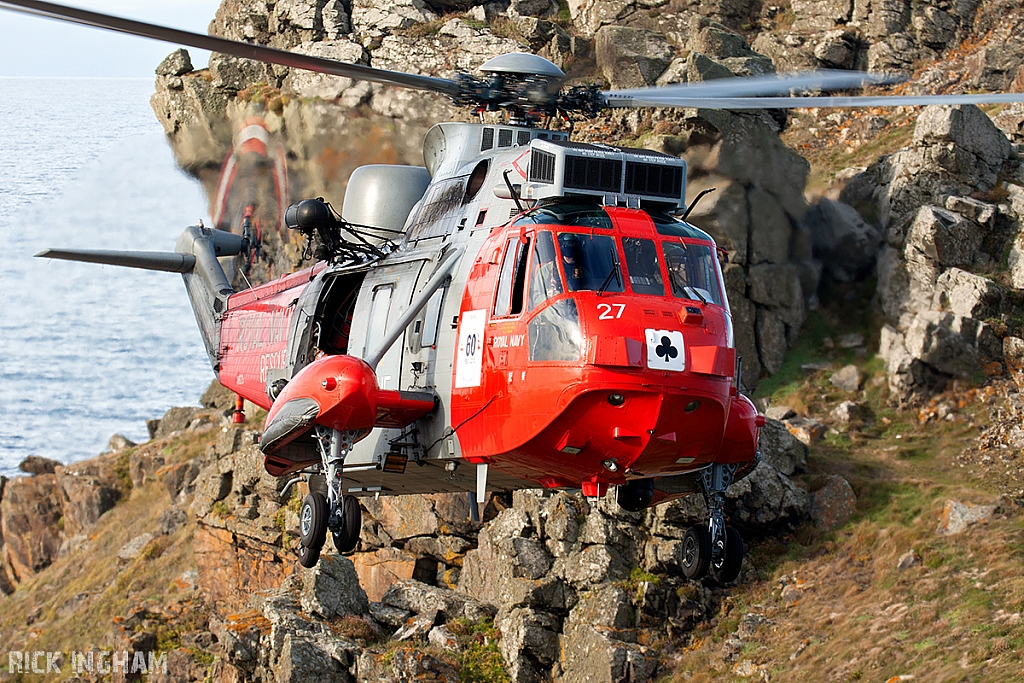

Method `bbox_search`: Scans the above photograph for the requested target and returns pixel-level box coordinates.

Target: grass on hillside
[755,279,883,408]
[671,292,1024,683]
[0,426,216,681]
[782,113,916,202]
[370,618,509,683]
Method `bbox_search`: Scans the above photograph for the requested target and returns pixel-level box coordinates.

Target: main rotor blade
[36,248,196,273]
[605,92,1024,110]
[0,0,461,97]
[604,70,903,101]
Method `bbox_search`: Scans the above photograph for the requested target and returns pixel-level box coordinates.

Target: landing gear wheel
[297,541,322,568]
[332,495,362,554]
[713,527,744,584]
[299,491,329,550]
[681,525,712,580]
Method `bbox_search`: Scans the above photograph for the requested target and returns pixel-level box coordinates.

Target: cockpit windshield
[663,242,723,306]
[510,203,725,307]
[557,232,624,293]
[621,237,664,296]
[528,231,564,311]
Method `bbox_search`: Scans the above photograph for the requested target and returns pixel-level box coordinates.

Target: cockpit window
[557,233,624,293]
[513,203,613,229]
[494,237,530,317]
[663,242,723,306]
[529,231,563,311]
[621,237,664,296]
[529,298,583,362]
[649,211,712,240]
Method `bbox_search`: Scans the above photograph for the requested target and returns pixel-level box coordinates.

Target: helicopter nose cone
[521,389,730,489]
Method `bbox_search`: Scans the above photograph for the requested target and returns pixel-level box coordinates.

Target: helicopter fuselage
[208,123,761,504]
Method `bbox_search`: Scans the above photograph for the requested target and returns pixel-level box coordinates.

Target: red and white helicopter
[8,0,1024,581]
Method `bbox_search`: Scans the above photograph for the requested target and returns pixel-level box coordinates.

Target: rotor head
[479,53,565,80]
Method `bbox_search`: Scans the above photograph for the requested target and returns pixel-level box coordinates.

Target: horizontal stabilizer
[35,248,196,273]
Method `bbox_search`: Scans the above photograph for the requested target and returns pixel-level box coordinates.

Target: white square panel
[454,309,487,388]
[645,329,685,372]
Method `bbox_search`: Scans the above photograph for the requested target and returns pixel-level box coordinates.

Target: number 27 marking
[597,303,625,320]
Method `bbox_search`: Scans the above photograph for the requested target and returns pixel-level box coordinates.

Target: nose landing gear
[332,494,362,554]
[680,462,745,583]
[296,427,364,568]
[298,491,328,567]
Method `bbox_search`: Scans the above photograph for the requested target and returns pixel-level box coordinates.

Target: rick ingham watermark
[6,650,169,675]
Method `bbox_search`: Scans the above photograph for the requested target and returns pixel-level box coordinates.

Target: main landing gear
[297,426,363,568]
[681,463,744,584]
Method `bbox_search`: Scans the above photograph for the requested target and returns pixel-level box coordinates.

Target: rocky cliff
[5,334,1023,681]
[0,378,846,682]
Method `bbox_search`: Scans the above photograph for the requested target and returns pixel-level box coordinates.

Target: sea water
[0,77,213,477]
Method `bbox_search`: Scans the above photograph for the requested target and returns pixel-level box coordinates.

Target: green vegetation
[274,507,289,535]
[556,1,572,26]
[287,488,304,513]
[754,281,882,407]
[155,624,182,652]
[449,618,511,683]
[237,82,289,115]
[113,450,133,498]
[620,565,661,601]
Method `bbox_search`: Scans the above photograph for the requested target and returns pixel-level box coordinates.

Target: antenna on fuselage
[679,188,717,221]
[502,170,525,214]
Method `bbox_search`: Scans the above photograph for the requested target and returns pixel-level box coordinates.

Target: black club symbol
[655,336,678,363]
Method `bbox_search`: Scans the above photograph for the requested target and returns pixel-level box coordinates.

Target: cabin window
[529,231,563,311]
[364,284,394,355]
[493,237,531,317]
[663,242,723,306]
[621,237,664,296]
[557,233,624,293]
[421,285,446,347]
[464,160,489,203]
[317,273,363,355]
[529,299,582,362]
